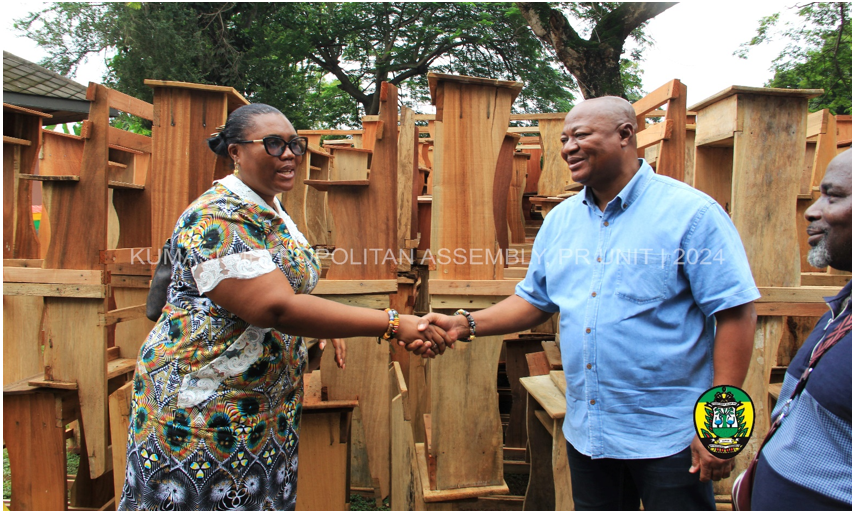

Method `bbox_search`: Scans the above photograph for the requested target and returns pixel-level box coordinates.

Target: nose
[280,145,296,160]
[561,136,577,160]
[804,197,823,222]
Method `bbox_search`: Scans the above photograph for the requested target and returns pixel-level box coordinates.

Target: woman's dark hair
[207,103,284,157]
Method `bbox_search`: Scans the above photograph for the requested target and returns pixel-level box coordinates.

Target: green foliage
[111,113,151,136]
[702,405,716,438]
[15,2,578,128]
[350,494,390,510]
[737,2,851,115]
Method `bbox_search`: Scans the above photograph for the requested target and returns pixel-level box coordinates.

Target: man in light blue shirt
[418,97,759,510]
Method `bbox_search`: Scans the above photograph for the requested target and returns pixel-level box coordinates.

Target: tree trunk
[518,2,675,99]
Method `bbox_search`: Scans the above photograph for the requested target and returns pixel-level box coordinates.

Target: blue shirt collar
[581,159,654,212]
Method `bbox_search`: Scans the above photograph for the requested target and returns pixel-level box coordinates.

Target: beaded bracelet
[454,309,476,342]
[378,308,400,343]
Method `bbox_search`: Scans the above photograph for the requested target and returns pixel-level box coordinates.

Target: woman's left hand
[319,338,346,369]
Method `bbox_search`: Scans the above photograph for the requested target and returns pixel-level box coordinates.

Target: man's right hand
[417,313,469,344]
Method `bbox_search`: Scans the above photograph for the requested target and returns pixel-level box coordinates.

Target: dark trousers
[566,441,716,511]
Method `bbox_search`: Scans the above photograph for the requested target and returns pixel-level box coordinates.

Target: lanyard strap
[757,310,852,452]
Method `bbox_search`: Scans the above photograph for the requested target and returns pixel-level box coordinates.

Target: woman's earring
[234,161,241,175]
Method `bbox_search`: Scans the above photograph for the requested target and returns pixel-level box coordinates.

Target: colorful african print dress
[119,175,320,511]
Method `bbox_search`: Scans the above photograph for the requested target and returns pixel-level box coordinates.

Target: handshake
[394,311,474,358]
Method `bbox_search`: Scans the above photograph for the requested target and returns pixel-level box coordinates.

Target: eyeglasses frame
[234,136,308,157]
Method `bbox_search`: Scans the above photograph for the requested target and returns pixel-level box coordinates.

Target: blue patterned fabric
[753,280,852,510]
[118,175,320,511]
[516,160,760,459]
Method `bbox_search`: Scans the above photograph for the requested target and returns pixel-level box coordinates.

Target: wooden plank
[509,113,568,121]
[520,375,566,419]
[100,247,156,265]
[18,174,80,181]
[398,105,417,268]
[313,279,398,295]
[549,370,567,396]
[807,109,831,137]
[431,336,504,490]
[541,341,562,370]
[429,279,519,295]
[113,288,154,366]
[431,77,516,280]
[299,129,363,136]
[694,95,740,147]
[635,119,673,150]
[3,267,103,285]
[3,392,68,511]
[525,351,551,377]
[304,179,370,191]
[111,275,151,288]
[43,298,109,478]
[27,376,78,390]
[40,130,83,180]
[756,286,842,302]
[502,337,544,448]
[524,392,556,511]
[44,83,109,271]
[108,380,133,499]
[322,294,390,309]
[3,258,44,268]
[800,272,852,287]
[101,304,146,325]
[145,79,249,112]
[493,134,518,261]
[551,416,574,509]
[430,294,508,310]
[2,295,45,385]
[508,152,528,244]
[537,118,572,198]
[633,79,679,116]
[4,102,53,117]
[3,282,106,298]
[416,444,510,502]
[108,180,145,190]
[321,337,392,498]
[656,82,687,181]
[106,358,136,380]
[296,407,353,510]
[105,88,153,120]
[390,361,410,420]
[107,126,151,154]
[3,135,31,146]
[689,86,822,112]
[755,302,829,316]
[322,83,398,281]
[390,393,419,511]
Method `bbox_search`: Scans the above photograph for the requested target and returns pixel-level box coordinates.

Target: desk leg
[523,395,555,511]
[551,419,573,510]
[4,392,67,511]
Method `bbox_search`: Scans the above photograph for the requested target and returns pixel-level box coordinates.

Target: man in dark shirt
[750,150,852,510]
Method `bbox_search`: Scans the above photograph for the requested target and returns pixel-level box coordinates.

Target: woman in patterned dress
[119,104,447,511]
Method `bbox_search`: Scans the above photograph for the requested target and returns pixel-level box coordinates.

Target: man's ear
[618,122,636,147]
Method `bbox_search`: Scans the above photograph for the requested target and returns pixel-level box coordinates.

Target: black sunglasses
[235,136,308,157]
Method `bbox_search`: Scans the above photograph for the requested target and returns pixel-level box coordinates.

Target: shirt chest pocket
[615,253,673,304]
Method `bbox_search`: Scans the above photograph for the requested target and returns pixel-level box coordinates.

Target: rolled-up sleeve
[682,201,761,316]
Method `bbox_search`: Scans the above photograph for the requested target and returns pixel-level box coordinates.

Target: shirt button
[586,363,592,369]
[591,292,597,297]
[585,328,591,333]
[597,257,602,262]
[604,221,609,226]
[590,399,596,405]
